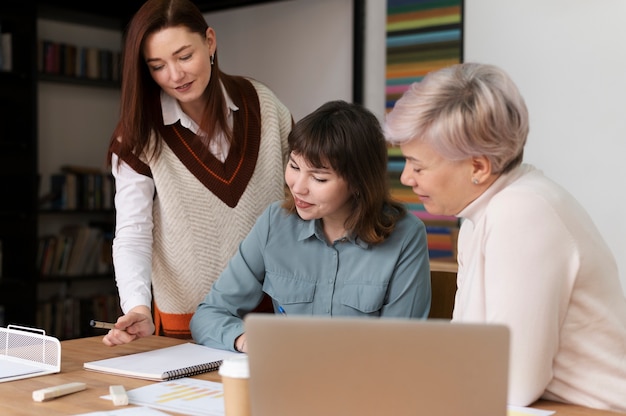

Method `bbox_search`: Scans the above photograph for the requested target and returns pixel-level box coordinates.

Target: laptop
[244,314,509,416]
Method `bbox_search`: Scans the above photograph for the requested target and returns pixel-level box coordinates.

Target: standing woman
[103,0,292,345]
[384,62,626,411]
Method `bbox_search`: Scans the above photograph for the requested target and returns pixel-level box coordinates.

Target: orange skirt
[153,304,193,339]
[153,293,274,339]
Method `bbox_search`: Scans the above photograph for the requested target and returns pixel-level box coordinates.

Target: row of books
[36,293,121,340]
[0,31,11,71]
[37,223,113,277]
[38,39,120,82]
[45,169,115,211]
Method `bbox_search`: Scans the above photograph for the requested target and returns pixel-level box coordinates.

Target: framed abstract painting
[385,0,464,259]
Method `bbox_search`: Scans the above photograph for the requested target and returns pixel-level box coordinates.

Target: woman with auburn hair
[103,0,292,345]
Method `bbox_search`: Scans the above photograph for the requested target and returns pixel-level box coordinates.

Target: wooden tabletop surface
[0,335,623,415]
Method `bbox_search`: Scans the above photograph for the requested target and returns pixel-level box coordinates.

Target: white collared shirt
[160,87,238,162]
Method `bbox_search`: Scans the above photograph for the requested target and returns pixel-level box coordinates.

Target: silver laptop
[244,314,509,416]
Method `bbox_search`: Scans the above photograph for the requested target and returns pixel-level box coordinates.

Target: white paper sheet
[0,359,45,381]
[75,407,170,416]
[101,377,225,416]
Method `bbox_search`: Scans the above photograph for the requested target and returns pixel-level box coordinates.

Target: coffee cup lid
[219,355,249,378]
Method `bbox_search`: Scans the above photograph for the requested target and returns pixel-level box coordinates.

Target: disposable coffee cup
[219,355,251,416]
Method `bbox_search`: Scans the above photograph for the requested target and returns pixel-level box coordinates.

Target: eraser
[109,385,129,406]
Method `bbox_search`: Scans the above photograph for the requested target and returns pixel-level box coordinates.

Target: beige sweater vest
[145,79,291,336]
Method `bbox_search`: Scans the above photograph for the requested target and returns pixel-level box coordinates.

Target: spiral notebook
[83,342,239,381]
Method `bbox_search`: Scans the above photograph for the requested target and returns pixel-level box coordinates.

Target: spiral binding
[162,359,224,380]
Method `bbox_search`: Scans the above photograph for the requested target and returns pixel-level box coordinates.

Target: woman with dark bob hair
[191,100,431,352]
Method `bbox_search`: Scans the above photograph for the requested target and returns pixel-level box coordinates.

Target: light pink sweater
[453,164,626,412]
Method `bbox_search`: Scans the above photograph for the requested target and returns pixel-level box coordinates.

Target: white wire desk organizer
[0,324,61,382]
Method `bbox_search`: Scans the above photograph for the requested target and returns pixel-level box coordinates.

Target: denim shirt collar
[296,216,368,249]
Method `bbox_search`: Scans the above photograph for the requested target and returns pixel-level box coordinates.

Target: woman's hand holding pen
[102,305,156,347]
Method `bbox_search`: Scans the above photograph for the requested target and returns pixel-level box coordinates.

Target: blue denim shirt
[190,201,431,351]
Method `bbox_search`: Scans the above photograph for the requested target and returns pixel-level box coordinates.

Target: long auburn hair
[108,0,231,165]
[282,100,406,245]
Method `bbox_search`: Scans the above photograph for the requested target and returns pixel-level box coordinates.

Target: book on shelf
[37,293,122,340]
[38,235,58,276]
[62,225,101,276]
[38,39,120,81]
[1,31,11,72]
[85,47,100,80]
[45,168,114,211]
[37,222,113,277]
[83,342,240,381]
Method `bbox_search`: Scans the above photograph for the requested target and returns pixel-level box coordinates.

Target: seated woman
[384,62,626,412]
[190,100,431,353]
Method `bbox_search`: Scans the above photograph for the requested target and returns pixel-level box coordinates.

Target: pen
[90,320,116,330]
[278,306,287,315]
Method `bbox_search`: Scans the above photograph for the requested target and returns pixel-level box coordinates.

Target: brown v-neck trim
[110,139,152,178]
[160,77,261,208]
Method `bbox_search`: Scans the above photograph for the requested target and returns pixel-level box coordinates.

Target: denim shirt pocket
[263,272,316,313]
[339,283,386,314]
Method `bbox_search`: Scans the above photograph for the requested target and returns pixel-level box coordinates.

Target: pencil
[90,320,115,330]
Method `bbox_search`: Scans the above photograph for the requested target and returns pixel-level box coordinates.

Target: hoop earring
[210,54,215,66]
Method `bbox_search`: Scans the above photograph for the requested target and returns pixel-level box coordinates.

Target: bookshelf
[35,11,123,339]
[0,2,38,328]
[0,1,123,338]
[1,0,281,339]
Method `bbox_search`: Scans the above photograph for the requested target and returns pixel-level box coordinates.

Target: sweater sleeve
[483,190,576,406]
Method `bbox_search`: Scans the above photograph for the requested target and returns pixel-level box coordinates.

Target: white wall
[38,1,624,293]
[204,0,353,122]
[363,0,387,121]
[362,0,626,293]
[37,0,353,186]
[463,1,626,294]
[37,19,121,193]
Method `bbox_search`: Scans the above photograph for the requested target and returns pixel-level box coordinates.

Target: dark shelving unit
[0,2,38,328]
[0,0,284,336]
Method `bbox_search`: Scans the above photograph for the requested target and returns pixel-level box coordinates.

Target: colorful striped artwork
[385,0,463,260]
[386,0,463,114]
[388,147,460,259]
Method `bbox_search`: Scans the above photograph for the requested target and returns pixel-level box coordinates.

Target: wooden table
[0,335,623,415]
[0,336,214,415]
